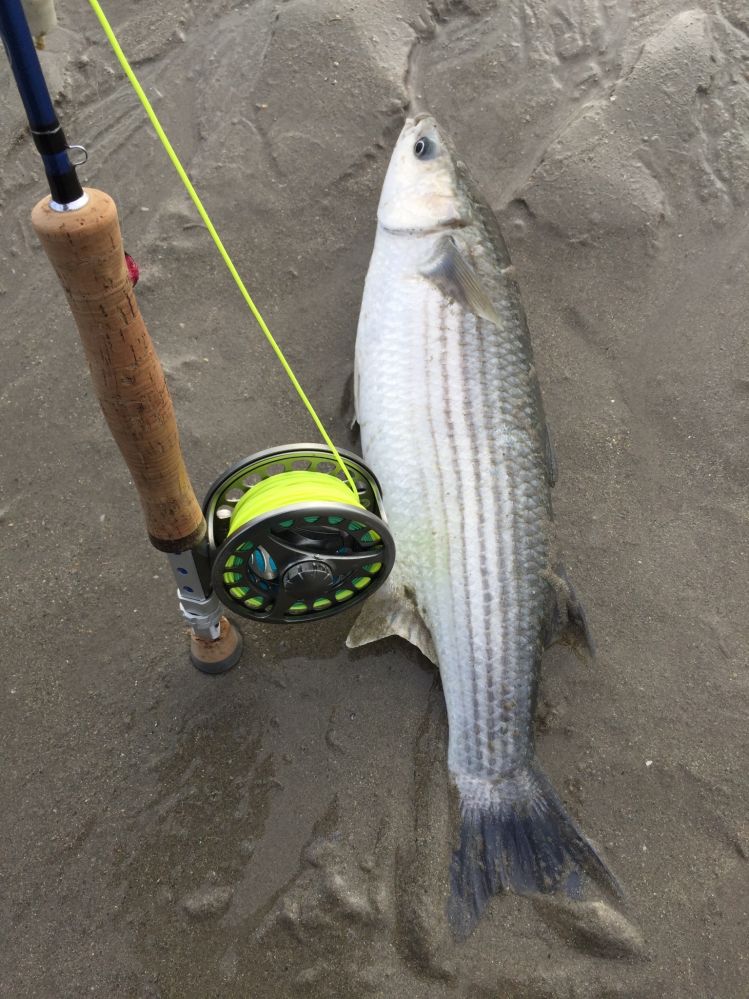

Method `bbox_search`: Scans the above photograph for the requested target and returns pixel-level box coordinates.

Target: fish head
[378,114,469,233]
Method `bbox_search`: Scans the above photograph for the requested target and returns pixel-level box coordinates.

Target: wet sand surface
[1,1,748,996]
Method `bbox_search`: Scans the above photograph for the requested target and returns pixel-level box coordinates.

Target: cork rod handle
[32,188,204,552]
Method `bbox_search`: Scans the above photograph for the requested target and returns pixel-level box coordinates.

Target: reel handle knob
[32,188,204,552]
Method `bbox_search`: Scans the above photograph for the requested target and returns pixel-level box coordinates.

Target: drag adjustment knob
[282,560,334,596]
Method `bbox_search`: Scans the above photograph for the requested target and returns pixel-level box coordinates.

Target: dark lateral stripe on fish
[459,308,494,770]
[471,310,506,768]
[451,299,495,768]
[493,359,523,766]
[464,243,505,765]
[423,294,471,768]
[441,297,484,762]
[438,295,481,770]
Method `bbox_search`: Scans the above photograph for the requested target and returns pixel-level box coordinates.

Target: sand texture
[1,1,747,996]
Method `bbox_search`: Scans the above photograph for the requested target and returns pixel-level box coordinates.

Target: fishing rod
[1,0,395,671]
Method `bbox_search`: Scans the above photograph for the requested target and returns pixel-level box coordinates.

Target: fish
[347,114,620,936]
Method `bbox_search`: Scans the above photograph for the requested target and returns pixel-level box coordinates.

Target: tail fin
[448,766,621,938]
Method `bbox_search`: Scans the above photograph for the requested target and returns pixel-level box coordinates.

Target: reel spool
[204,445,395,624]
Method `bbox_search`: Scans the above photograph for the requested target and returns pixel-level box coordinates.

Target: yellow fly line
[229,471,364,536]
[86,0,358,497]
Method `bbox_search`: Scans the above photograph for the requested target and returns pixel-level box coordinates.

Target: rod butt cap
[190,616,243,675]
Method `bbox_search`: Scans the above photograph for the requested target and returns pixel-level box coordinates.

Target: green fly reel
[204,445,395,624]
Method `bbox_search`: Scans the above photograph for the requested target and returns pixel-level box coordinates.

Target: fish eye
[413,136,436,160]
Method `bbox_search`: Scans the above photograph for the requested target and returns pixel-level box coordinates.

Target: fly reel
[204,445,395,624]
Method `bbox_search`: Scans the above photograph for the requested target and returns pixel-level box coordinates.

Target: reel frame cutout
[204,444,395,624]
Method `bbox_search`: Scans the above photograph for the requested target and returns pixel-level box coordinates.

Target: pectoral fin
[346,577,437,665]
[421,236,501,326]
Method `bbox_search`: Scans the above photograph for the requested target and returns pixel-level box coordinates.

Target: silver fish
[348,114,619,935]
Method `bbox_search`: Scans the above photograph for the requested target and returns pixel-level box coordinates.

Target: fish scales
[358,231,548,780]
[349,115,619,934]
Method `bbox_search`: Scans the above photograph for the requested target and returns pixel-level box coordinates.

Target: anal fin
[543,565,595,658]
[544,424,558,488]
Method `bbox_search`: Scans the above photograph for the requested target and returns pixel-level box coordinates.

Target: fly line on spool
[204,446,395,624]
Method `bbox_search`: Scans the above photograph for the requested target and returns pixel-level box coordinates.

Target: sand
[1,0,747,996]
